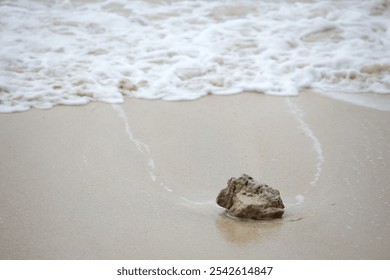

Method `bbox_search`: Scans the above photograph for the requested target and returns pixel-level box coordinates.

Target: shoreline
[0,91,389,259]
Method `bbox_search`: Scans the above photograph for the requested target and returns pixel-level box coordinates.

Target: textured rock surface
[217,174,284,219]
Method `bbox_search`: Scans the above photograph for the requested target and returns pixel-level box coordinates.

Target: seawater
[0,0,389,113]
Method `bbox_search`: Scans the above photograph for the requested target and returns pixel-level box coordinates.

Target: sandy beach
[0,91,389,259]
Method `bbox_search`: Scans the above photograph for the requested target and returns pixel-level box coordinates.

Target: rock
[216,174,284,220]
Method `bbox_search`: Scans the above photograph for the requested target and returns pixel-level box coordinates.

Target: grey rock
[216,174,284,219]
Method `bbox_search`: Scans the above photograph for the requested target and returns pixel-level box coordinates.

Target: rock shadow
[215,212,283,245]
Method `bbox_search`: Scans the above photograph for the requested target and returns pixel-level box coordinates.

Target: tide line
[112,104,222,209]
[286,98,324,187]
[112,104,173,192]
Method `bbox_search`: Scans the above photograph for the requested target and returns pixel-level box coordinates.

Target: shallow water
[0,0,390,112]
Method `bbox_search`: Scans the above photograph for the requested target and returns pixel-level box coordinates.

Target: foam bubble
[0,0,389,112]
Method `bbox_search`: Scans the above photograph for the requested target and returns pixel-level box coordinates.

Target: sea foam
[0,0,389,112]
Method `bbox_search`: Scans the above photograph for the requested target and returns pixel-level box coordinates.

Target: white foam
[295,194,305,205]
[1,0,389,112]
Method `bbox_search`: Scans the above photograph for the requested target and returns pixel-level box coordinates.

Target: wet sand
[0,91,389,259]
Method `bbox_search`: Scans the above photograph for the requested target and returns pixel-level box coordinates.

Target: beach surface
[0,91,389,259]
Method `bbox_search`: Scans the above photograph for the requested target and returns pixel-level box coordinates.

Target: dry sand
[0,91,389,259]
